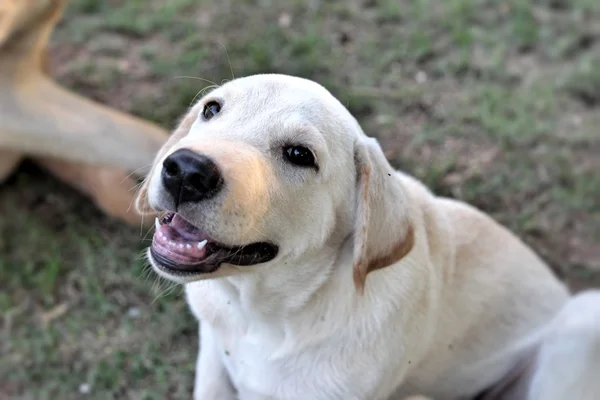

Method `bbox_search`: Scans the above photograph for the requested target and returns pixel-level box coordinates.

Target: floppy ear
[134,111,197,215]
[353,137,415,292]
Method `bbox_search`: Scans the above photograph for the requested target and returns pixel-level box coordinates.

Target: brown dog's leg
[1,74,168,175]
[0,150,23,182]
[0,0,168,226]
[36,157,155,228]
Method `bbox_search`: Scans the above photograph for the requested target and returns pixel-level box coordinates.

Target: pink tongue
[166,214,209,241]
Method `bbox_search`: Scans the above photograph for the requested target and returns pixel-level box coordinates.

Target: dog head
[137,74,413,290]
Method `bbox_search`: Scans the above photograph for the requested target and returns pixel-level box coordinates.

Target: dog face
[137,74,413,288]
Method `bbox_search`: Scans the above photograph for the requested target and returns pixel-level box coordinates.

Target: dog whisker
[121,163,153,185]
[172,76,219,86]
[218,41,236,81]
[188,84,219,109]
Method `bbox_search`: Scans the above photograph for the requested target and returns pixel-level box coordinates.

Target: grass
[2,0,600,398]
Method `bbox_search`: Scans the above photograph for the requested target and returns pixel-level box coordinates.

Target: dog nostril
[163,159,180,177]
[187,167,222,192]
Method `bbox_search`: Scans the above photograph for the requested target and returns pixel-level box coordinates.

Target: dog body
[185,176,567,400]
[138,74,598,400]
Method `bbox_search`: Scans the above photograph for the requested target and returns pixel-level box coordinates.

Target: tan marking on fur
[358,163,371,258]
[352,156,415,291]
[367,224,415,273]
[353,161,371,291]
[186,141,273,243]
[353,225,415,291]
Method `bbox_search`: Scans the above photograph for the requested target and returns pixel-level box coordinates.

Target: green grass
[2,0,600,397]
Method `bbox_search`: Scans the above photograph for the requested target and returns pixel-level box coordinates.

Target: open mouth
[150,212,278,274]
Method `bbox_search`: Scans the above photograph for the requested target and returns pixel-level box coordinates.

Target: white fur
[526,292,600,400]
[138,74,600,400]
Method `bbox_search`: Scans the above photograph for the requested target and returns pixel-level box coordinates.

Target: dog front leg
[194,322,237,400]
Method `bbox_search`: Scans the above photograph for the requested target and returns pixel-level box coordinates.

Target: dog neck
[221,236,354,319]
[189,237,359,356]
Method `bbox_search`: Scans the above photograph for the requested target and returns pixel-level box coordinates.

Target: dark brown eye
[283,145,317,169]
[202,101,221,120]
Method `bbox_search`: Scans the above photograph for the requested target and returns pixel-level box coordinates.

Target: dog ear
[352,137,415,292]
[134,112,197,215]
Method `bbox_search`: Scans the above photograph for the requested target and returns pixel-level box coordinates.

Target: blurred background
[1,0,599,398]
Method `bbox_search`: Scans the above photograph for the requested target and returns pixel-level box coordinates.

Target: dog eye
[202,101,221,120]
[283,145,317,168]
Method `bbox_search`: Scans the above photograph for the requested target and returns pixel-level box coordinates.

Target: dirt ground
[1,0,599,398]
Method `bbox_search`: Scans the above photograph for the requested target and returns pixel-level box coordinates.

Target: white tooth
[197,240,208,250]
[178,244,184,249]
[186,244,192,249]
[169,241,175,247]
[155,217,160,230]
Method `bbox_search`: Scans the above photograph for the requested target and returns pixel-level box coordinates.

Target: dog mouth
[150,212,278,274]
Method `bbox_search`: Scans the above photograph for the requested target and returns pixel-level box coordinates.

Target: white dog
[136,74,600,400]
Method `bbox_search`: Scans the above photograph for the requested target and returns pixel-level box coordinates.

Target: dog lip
[150,248,220,274]
[150,241,279,274]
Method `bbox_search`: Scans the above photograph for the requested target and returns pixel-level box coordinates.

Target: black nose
[161,149,223,207]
